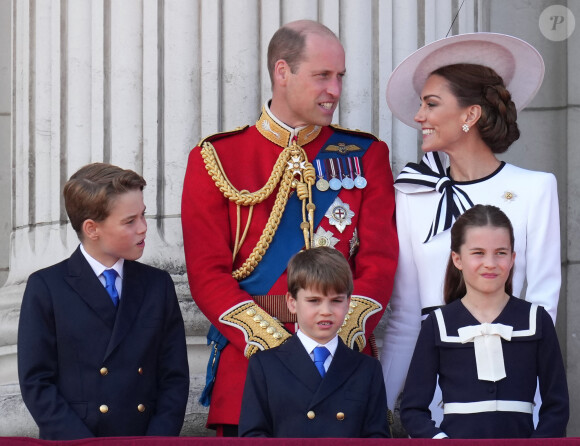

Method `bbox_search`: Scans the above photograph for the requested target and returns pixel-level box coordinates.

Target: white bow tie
[458,323,513,382]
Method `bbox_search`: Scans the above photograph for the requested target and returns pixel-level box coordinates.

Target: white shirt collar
[264,100,312,138]
[79,243,124,279]
[296,329,339,357]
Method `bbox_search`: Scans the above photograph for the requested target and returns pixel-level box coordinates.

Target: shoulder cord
[200,141,316,280]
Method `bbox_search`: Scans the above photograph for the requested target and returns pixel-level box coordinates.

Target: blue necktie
[102,269,119,307]
[313,346,330,377]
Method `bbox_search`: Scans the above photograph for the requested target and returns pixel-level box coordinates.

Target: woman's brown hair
[431,63,520,153]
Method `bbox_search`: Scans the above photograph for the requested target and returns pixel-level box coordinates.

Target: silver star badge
[313,226,339,248]
[287,155,306,175]
[325,197,355,233]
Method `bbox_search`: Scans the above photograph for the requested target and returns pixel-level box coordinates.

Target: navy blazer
[17,246,190,439]
[239,335,390,438]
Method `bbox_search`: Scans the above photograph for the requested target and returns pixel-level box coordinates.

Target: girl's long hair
[443,204,515,304]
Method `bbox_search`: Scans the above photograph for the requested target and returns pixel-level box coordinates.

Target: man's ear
[274,59,291,87]
[82,219,99,241]
[286,292,297,314]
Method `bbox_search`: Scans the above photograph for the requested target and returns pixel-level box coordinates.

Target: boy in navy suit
[238,247,390,438]
[18,163,189,439]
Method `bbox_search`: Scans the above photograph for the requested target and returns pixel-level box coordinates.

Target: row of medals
[315,156,367,192]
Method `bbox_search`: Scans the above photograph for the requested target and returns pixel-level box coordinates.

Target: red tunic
[181,117,398,427]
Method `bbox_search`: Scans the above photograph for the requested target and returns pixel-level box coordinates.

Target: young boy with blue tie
[238,247,390,438]
[18,163,190,439]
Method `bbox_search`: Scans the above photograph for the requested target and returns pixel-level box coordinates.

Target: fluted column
[0,0,207,435]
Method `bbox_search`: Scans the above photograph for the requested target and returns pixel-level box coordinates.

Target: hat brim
[386,33,545,129]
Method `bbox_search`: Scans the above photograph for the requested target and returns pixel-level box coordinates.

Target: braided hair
[431,63,520,153]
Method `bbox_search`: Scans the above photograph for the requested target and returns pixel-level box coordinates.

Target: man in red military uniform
[181,19,398,436]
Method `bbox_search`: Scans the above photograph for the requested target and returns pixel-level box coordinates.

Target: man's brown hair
[63,163,146,239]
[287,247,353,298]
[267,19,339,84]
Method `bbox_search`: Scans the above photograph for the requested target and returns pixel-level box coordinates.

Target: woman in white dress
[380,33,560,425]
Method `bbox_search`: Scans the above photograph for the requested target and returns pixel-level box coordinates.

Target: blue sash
[239,130,373,294]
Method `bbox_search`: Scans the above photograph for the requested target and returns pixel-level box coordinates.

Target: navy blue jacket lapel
[104,260,144,359]
[275,335,362,407]
[64,247,117,329]
[310,339,361,407]
[275,335,322,393]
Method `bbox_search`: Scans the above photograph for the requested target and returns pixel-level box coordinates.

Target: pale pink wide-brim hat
[386,32,545,129]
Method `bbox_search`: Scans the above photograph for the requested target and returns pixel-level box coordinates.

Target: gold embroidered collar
[256,103,321,148]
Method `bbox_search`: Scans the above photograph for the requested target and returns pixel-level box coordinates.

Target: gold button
[100,367,108,376]
[307,410,315,420]
[99,405,109,414]
[336,412,345,421]
[137,404,146,412]
[138,367,143,375]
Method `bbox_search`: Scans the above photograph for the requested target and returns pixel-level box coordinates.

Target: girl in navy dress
[401,204,568,438]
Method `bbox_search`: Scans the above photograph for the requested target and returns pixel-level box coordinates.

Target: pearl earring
[462,124,469,133]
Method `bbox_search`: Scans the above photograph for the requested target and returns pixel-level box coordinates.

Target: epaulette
[197,125,250,147]
[330,123,380,142]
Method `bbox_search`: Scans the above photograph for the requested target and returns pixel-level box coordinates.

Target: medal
[353,157,367,189]
[316,178,330,192]
[338,158,354,190]
[342,177,355,189]
[313,226,339,248]
[341,158,355,190]
[354,176,367,189]
[325,197,355,233]
[327,159,342,191]
[315,159,329,192]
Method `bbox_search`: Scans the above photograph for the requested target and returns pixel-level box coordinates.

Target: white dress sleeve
[380,190,422,410]
[523,172,561,323]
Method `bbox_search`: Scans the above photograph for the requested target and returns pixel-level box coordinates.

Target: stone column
[0,0,208,436]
